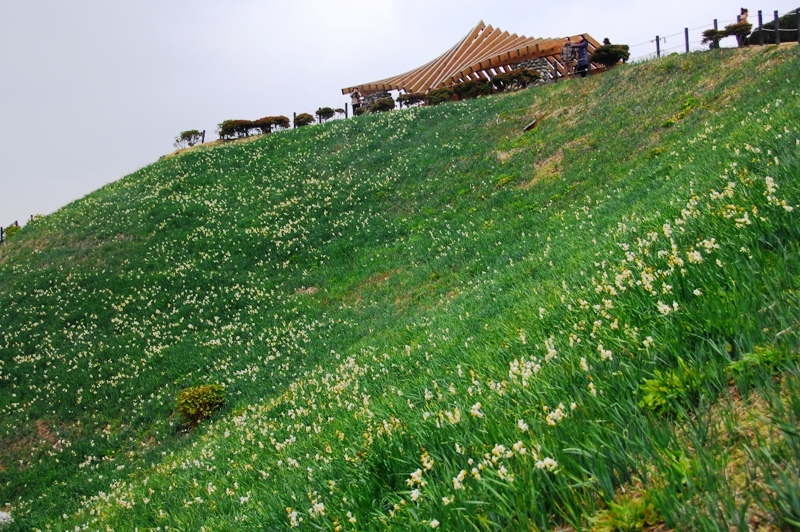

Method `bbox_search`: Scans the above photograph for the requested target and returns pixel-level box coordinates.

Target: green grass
[1,45,800,531]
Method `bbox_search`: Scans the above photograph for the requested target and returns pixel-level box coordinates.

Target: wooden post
[776,11,781,45]
[201,130,205,144]
[759,11,764,45]
[293,112,296,129]
[714,19,718,30]
[0,226,4,244]
[345,103,348,119]
[796,7,800,44]
[656,35,661,57]
[685,28,689,52]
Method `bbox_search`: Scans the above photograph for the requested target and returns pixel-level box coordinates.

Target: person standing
[560,37,576,78]
[573,36,590,78]
[350,89,362,112]
[734,8,751,47]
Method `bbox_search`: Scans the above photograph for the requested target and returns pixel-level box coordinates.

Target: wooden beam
[343,24,603,95]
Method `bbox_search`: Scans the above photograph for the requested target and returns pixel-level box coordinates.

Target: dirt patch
[0,419,75,472]
[518,151,564,189]
[496,149,520,162]
[296,286,319,296]
[342,270,401,310]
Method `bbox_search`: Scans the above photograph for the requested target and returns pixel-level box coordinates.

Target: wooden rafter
[342,22,601,95]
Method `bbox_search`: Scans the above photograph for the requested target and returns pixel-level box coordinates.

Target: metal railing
[630,7,799,63]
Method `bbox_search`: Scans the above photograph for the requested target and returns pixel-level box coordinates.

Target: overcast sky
[1,0,797,228]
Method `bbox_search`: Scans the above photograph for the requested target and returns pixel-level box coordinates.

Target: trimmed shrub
[491,69,541,92]
[702,29,726,49]
[590,44,630,69]
[4,224,20,239]
[453,79,492,100]
[271,116,290,130]
[217,120,255,140]
[334,108,346,117]
[173,129,204,149]
[176,384,226,425]
[353,106,367,116]
[424,87,455,106]
[252,116,290,134]
[316,107,336,122]
[398,93,426,107]
[724,21,752,47]
[368,98,395,113]
[294,113,315,127]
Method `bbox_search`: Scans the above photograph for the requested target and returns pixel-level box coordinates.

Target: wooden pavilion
[342,21,602,96]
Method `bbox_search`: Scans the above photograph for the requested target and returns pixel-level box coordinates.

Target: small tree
[424,87,455,106]
[590,44,630,69]
[252,116,289,135]
[702,28,726,49]
[271,116,290,130]
[453,79,492,100]
[4,223,20,239]
[353,106,367,116]
[334,108,346,118]
[724,21,752,47]
[217,120,254,140]
[398,93,426,107]
[368,98,395,113]
[253,117,275,134]
[316,107,336,123]
[173,129,204,149]
[294,113,315,127]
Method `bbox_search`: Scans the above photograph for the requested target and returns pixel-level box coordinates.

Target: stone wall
[363,91,393,107]
[511,58,553,84]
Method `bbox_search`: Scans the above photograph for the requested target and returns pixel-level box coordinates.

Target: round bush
[368,98,395,113]
[176,384,226,425]
[294,113,315,127]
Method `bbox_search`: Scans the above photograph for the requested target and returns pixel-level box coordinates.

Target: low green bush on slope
[1,46,800,530]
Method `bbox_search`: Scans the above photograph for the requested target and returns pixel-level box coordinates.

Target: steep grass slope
[2,46,800,531]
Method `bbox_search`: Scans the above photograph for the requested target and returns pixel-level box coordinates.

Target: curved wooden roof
[342,21,600,95]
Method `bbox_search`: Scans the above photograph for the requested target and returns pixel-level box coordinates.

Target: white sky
[1,0,797,227]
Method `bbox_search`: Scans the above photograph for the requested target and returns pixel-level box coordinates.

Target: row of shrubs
[176,57,628,145]
[354,67,545,114]
[217,115,292,140]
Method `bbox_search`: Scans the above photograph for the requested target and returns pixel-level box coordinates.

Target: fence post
[759,11,764,44]
[796,7,800,44]
[685,28,690,52]
[293,112,296,129]
[345,103,348,119]
[0,226,4,244]
[776,11,781,45]
[201,130,205,144]
[656,35,661,57]
[714,19,718,30]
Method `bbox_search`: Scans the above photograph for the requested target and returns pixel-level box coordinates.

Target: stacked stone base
[363,91,393,107]
[511,58,553,85]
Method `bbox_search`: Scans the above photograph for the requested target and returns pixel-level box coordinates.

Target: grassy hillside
[2,45,800,531]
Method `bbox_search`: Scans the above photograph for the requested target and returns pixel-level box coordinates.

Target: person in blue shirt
[573,36,590,78]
